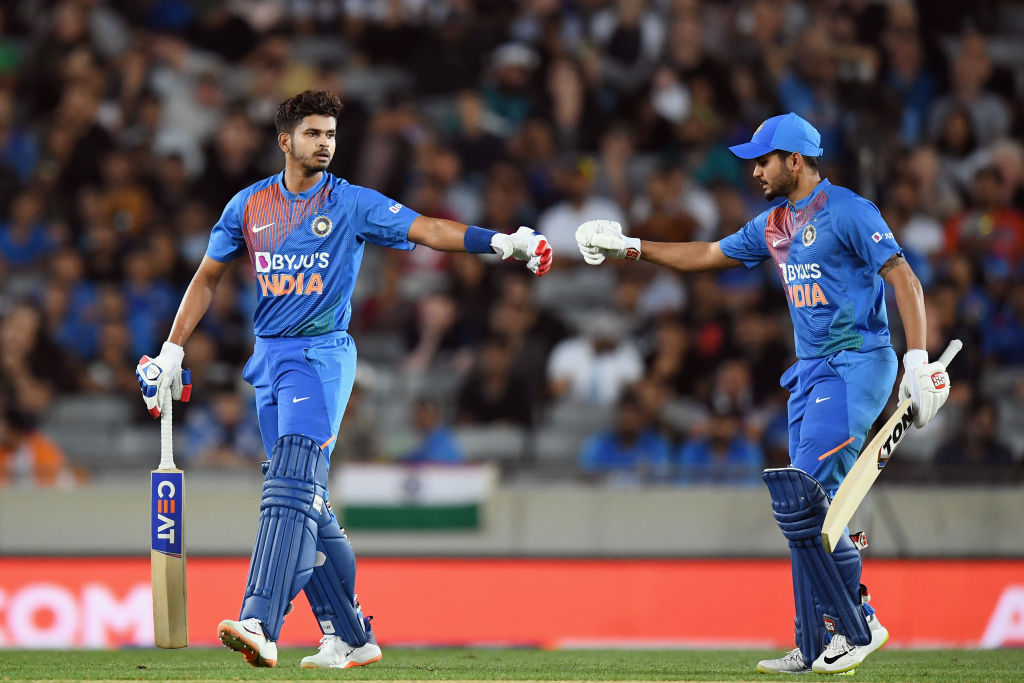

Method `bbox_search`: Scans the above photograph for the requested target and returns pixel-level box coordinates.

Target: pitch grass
[2,648,1023,682]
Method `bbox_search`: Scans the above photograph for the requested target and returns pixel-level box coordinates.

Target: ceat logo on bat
[151,472,183,557]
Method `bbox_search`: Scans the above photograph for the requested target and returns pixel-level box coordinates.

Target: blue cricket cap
[729,113,823,159]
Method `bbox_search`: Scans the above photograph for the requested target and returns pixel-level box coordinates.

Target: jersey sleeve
[351,186,420,251]
[835,195,903,273]
[719,214,770,269]
[206,190,248,263]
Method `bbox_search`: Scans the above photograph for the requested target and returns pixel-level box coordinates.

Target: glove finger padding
[579,244,605,265]
[527,235,553,276]
[911,362,950,428]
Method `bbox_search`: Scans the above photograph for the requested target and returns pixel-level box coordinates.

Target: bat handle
[937,339,963,369]
[160,398,175,470]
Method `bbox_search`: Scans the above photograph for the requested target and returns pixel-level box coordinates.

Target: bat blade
[151,468,188,648]
[821,399,913,553]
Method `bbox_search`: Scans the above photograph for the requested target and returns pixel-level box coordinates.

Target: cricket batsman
[134,90,552,668]
[575,113,953,674]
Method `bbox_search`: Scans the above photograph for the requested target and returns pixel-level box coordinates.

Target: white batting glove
[135,341,192,418]
[898,348,951,428]
[575,219,641,264]
[490,226,553,276]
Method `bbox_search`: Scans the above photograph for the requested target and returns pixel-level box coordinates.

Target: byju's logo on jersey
[312,215,333,237]
[252,251,331,297]
[254,252,272,273]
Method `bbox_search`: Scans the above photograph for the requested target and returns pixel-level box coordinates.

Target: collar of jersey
[790,178,830,210]
[276,171,328,200]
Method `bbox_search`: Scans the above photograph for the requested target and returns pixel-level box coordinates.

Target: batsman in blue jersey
[134,90,553,669]
[576,113,954,674]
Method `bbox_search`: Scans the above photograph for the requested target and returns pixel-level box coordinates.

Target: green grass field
[2,648,1023,682]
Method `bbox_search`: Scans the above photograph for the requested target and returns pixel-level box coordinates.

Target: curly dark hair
[274,90,343,135]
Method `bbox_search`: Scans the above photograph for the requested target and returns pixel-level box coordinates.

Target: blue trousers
[243,331,357,457]
[782,347,897,496]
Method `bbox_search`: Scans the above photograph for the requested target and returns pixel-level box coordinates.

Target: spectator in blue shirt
[579,390,671,482]
[677,408,763,485]
[401,397,466,464]
[185,382,263,467]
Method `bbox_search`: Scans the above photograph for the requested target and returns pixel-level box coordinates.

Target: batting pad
[763,467,871,661]
[241,434,329,642]
[302,504,368,645]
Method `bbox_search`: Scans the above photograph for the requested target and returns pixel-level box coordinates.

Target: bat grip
[160,399,175,469]
[937,338,963,368]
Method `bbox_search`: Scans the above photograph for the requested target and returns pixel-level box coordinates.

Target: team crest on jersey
[802,224,816,247]
[311,215,333,237]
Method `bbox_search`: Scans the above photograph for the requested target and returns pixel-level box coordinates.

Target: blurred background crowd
[0,0,1022,488]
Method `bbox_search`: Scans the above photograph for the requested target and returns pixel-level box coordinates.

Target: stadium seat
[454,424,528,461]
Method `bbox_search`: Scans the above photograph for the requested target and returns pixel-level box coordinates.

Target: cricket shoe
[812,614,889,674]
[300,617,381,669]
[756,647,810,674]
[217,618,278,668]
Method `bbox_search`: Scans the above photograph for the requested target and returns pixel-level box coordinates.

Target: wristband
[464,226,499,254]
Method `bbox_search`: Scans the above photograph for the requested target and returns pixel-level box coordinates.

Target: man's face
[284,114,336,173]
[752,152,798,200]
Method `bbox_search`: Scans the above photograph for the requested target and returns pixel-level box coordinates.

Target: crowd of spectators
[0,0,1022,486]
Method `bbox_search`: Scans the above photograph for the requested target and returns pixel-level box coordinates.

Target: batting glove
[491,226,553,276]
[898,348,951,428]
[575,219,641,264]
[136,341,192,418]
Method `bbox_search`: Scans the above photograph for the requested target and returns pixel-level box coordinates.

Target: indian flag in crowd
[334,463,497,530]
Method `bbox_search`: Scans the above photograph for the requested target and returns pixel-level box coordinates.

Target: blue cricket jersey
[206,172,419,337]
[720,179,903,359]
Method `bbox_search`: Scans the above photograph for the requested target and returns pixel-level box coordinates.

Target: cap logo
[755,120,766,134]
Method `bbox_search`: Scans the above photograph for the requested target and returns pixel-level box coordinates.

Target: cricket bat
[821,339,963,553]
[151,399,188,648]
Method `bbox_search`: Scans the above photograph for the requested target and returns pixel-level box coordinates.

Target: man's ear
[278,131,290,154]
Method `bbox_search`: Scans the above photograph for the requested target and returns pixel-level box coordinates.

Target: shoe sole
[334,652,383,669]
[755,663,812,674]
[217,623,277,668]
[813,630,890,674]
[299,654,383,670]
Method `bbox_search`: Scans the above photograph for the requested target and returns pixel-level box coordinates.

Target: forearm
[408,216,476,252]
[639,240,741,272]
[883,258,926,351]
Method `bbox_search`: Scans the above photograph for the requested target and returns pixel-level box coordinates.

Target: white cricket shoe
[300,635,382,669]
[756,647,810,674]
[300,618,382,669]
[217,618,278,668]
[812,614,889,674]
